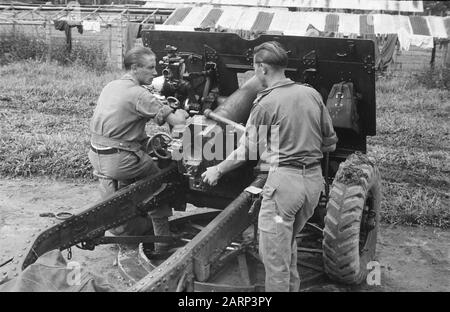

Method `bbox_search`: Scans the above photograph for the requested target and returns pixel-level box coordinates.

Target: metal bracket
[302,50,317,68]
[363,54,375,74]
[203,44,218,63]
[244,47,253,63]
[301,50,318,84]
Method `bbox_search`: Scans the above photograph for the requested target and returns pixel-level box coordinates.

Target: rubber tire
[322,153,381,285]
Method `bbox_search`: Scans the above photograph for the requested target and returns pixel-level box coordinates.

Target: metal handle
[204,109,245,133]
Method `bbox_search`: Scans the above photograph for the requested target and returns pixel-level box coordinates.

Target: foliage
[0,31,109,72]
[423,1,450,16]
[414,65,450,90]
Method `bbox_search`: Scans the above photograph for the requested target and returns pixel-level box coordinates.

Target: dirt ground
[0,178,449,292]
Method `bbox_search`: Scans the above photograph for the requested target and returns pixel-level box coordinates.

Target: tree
[423,1,449,16]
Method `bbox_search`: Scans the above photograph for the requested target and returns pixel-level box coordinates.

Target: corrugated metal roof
[268,10,291,33]
[161,6,449,44]
[144,0,424,12]
[200,8,223,28]
[164,7,192,25]
[215,6,244,30]
[444,17,450,37]
[235,8,261,31]
[251,12,274,33]
[338,13,360,35]
[392,15,413,34]
[359,14,375,34]
[284,12,312,35]
[181,6,212,27]
[426,16,447,39]
[324,13,339,33]
[373,14,395,34]
[302,11,327,32]
[409,16,430,36]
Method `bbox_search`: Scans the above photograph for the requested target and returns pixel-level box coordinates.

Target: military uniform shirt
[90,73,173,149]
[242,78,338,169]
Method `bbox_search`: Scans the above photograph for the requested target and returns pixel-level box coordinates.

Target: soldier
[202,41,337,291]
[88,46,188,253]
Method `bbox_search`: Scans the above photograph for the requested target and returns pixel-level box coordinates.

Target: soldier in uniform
[202,41,337,291]
[88,46,188,253]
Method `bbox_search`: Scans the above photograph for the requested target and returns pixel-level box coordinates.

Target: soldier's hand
[175,109,189,119]
[321,143,336,153]
[201,166,222,186]
[167,109,189,126]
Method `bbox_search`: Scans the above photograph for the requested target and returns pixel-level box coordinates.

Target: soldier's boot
[151,216,171,254]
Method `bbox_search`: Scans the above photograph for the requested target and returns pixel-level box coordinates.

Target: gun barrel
[212,76,264,124]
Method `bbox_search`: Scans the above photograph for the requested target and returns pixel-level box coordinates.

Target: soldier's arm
[202,106,268,185]
[321,101,338,152]
[136,90,187,126]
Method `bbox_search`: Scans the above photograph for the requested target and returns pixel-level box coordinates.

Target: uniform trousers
[258,166,324,292]
[88,148,172,236]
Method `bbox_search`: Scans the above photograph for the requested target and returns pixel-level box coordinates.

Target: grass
[0,61,449,228]
[0,61,119,179]
[368,71,450,229]
[0,31,109,72]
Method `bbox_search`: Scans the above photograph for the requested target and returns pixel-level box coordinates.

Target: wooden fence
[0,5,170,68]
[0,20,128,68]
[387,43,448,78]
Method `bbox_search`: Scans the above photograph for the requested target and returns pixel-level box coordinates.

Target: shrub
[48,39,109,72]
[0,32,47,63]
[414,65,450,90]
[0,31,109,72]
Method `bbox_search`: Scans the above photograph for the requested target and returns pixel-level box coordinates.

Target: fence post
[12,20,16,38]
[430,39,436,69]
[444,40,450,67]
[119,21,124,69]
[108,23,112,62]
[45,19,52,62]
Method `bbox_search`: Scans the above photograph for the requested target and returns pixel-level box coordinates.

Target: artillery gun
[0,30,381,291]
